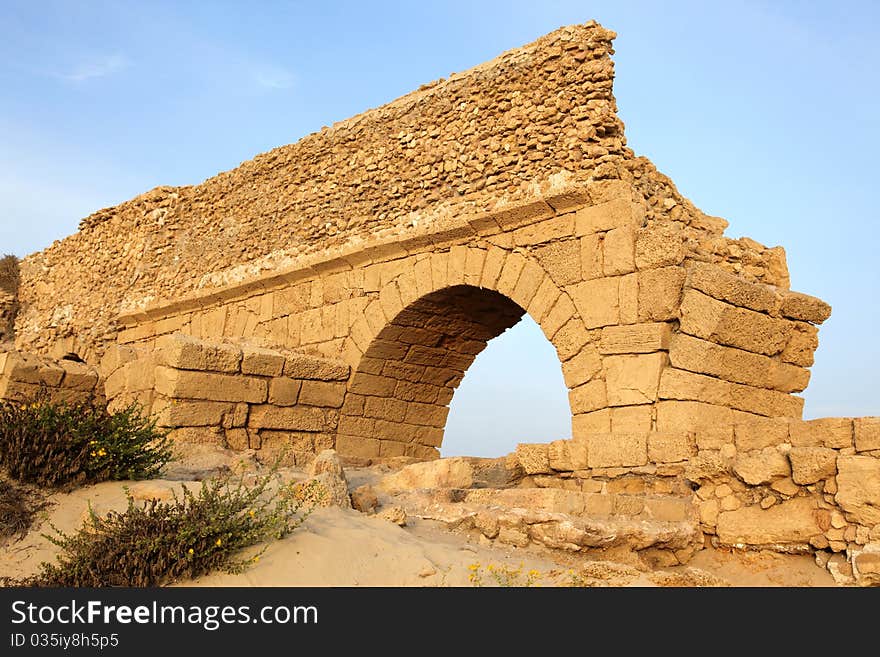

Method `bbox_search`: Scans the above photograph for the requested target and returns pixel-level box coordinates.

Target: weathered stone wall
[14,21,788,363]
[0,291,15,346]
[102,183,827,460]
[0,350,101,404]
[512,417,880,584]
[102,334,349,467]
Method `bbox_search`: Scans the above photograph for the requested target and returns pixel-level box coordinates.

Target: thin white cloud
[253,65,294,90]
[60,54,129,82]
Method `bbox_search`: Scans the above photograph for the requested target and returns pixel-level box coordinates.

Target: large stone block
[685,262,779,314]
[647,432,693,463]
[789,418,853,449]
[669,333,808,393]
[618,273,638,324]
[568,379,607,414]
[781,322,818,367]
[268,377,301,406]
[403,401,448,428]
[167,426,224,445]
[635,223,686,270]
[336,434,380,458]
[716,497,821,546]
[587,433,648,468]
[348,373,397,397]
[854,417,880,452]
[240,345,285,376]
[515,443,551,474]
[734,417,791,451]
[541,293,576,338]
[512,215,574,246]
[248,405,327,432]
[572,409,611,437]
[553,319,589,362]
[155,399,233,427]
[602,226,635,275]
[610,405,652,433]
[283,354,350,381]
[637,267,685,321]
[836,455,880,525]
[570,277,619,329]
[580,233,603,280]
[0,351,64,386]
[575,198,644,235]
[548,439,589,471]
[99,344,139,378]
[604,352,666,406]
[378,457,474,492]
[154,367,267,403]
[298,380,346,408]
[599,322,671,355]
[533,240,580,286]
[560,344,602,388]
[789,446,837,485]
[58,359,99,391]
[679,289,789,356]
[658,368,803,418]
[655,400,734,445]
[779,291,831,324]
[157,333,242,373]
[733,448,790,485]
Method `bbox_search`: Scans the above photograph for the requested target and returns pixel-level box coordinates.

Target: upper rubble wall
[14,21,792,362]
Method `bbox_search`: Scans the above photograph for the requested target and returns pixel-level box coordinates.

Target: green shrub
[0,477,48,543]
[0,393,171,489]
[6,470,319,587]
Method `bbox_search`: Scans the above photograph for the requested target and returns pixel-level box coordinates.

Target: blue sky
[0,1,877,456]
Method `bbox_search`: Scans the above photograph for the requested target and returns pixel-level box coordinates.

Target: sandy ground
[0,476,837,587]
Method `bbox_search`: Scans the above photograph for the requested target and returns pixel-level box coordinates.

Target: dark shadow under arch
[338,284,556,458]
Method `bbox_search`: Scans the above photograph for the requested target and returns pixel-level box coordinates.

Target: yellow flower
[528,570,540,578]
[187,548,194,555]
[90,451,96,457]
[215,538,222,547]
[253,556,260,563]
[468,564,480,571]
[248,510,255,518]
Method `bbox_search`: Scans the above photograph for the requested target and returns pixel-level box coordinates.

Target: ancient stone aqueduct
[1,22,878,581]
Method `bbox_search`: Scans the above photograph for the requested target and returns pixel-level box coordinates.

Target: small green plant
[0,392,171,489]
[5,470,320,587]
[0,477,49,543]
[468,562,542,587]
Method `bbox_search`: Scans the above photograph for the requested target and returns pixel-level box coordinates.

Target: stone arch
[336,246,594,459]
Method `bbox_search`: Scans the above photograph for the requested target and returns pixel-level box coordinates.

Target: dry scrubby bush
[0,254,19,295]
[0,392,171,489]
[0,478,48,543]
[5,470,320,587]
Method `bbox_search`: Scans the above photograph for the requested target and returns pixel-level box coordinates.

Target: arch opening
[339,284,571,460]
[442,315,570,458]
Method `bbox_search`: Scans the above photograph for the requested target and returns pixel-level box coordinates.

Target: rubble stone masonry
[14,21,788,362]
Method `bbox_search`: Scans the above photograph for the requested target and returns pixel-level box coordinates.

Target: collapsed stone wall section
[513,416,880,585]
[101,333,349,467]
[0,350,101,404]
